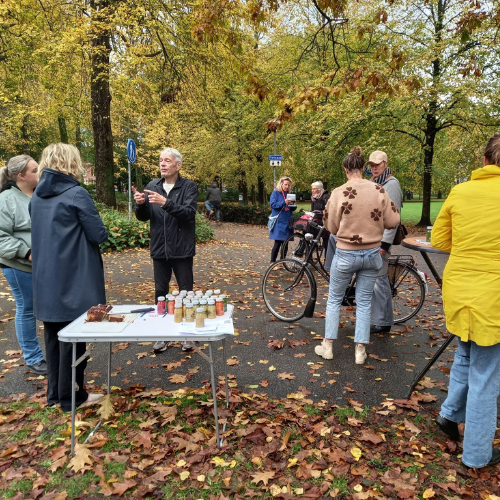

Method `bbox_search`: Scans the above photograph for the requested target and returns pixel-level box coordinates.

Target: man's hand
[132,186,146,205]
[380,248,388,255]
[144,189,167,206]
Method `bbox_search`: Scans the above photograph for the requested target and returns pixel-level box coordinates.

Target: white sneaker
[314,340,333,360]
[355,344,367,365]
[153,341,170,353]
[79,393,104,409]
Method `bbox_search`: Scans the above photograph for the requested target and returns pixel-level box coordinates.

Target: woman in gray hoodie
[0,155,46,374]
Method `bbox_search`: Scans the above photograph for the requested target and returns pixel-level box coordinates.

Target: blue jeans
[2,267,44,365]
[325,247,382,344]
[440,339,500,468]
[204,201,220,221]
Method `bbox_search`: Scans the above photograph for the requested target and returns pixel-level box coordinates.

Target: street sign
[127,139,137,163]
[270,160,282,167]
[268,155,283,161]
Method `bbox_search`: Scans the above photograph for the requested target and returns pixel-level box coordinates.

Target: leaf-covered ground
[2,385,500,500]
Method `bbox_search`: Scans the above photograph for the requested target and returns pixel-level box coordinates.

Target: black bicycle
[262,220,427,322]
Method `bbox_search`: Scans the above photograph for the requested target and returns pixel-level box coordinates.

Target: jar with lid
[187,291,195,298]
[174,303,183,323]
[216,297,224,316]
[167,297,175,315]
[172,290,179,297]
[220,294,228,313]
[207,299,216,319]
[214,289,221,295]
[185,303,194,322]
[192,298,200,309]
[205,289,213,297]
[157,296,166,315]
[196,307,205,328]
[195,290,203,298]
[200,298,208,317]
[182,298,190,319]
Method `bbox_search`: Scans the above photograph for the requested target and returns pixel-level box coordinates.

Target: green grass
[296,200,445,226]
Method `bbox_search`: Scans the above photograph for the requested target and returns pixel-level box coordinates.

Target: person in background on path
[432,133,500,469]
[30,143,108,411]
[133,147,198,353]
[310,181,330,260]
[269,176,296,262]
[0,155,46,375]
[367,150,402,334]
[205,181,222,221]
[315,147,400,365]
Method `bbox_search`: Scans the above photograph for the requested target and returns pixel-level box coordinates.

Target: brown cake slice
[107,314,125,323]
[87,304,112,322]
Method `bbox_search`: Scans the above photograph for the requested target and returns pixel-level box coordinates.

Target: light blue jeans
[2,267,44,365]
[325,247,382,344]
[204,201,220,221]
[440,339,500,468]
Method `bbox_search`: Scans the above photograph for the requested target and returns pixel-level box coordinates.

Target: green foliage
[204,202,269,225]
[195,212,215,243]
[99,209,150,252]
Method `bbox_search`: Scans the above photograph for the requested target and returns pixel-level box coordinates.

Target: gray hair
[0,155,34,188]
[160,148,182,164]
[311,181,324,190]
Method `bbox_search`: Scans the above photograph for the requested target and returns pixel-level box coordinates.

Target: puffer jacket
[431,164,500,346]
[135,175,198,259]
[0,185,32,273]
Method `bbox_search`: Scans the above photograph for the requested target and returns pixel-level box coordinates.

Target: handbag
[268,206,285,231]
[392,223,408,245]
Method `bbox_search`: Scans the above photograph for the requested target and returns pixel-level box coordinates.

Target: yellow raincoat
[431,165,500,346]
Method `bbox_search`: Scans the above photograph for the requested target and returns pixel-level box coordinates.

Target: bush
[196,202,269,225]
[98,208,214,252]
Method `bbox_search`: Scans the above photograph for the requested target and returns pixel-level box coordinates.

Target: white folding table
[58,304,234,453]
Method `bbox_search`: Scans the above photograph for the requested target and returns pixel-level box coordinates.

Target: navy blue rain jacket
[30,168,108,322]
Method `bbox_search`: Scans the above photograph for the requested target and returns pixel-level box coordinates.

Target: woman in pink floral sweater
[314,147,400,364]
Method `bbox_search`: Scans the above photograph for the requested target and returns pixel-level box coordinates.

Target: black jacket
[135,175,198,259]
[30,168,108,322]
[311,191,330,225]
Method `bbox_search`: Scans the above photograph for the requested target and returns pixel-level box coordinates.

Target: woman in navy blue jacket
[269,176,296,262]
[30,143,108,412]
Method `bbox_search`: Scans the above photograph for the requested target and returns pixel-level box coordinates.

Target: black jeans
[44,321,88,412]
[153,257,194,301]
[271,240,284,263]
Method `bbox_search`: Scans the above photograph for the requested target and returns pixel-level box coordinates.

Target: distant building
[83,163,95,185]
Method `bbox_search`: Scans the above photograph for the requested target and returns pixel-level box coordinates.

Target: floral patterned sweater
[324,178,400,250]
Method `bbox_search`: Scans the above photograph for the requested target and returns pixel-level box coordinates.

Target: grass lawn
[297,200,445,226]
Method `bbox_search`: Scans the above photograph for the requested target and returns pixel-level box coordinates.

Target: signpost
[269,154,283,187]
[126,139,137,219]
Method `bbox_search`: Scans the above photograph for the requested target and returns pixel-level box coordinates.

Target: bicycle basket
[387,255,415,282]
[289,214,313,231]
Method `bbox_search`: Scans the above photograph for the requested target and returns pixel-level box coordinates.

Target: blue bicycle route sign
[268,155,283,161]
[127,139,137,163]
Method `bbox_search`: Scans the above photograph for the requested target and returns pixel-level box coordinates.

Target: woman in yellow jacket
[431,133,500,469]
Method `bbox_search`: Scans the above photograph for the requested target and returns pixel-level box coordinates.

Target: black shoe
[436,414,460,441]
[26,360,48,375]
[370,325,391,334]
[463,448,500,468]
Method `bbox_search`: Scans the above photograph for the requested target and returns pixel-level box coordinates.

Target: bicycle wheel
[262,259,315,322]
[390,263,426,324]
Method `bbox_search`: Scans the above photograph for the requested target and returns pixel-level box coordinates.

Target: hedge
[197,202,269,225]
[98,206,214,252]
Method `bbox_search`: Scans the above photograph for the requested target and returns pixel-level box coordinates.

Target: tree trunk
[239,171,248,204]
[21,116,30,155]
[90,0,116,207]
[418,110,437,227]
[58,116,68,143]
[258,174,265,204]
[251,184,256,205]
[75,122,82,152]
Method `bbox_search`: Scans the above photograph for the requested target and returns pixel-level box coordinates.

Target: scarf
[372,167,392,186]
[311,189,325,201]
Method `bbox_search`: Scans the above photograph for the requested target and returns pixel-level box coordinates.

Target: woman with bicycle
[432,134,500,468]
[314,147,400,364]
[269,176,296,262]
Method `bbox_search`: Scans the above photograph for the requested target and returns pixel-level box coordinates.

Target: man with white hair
[367,150,402,334]
[134,148,198,352]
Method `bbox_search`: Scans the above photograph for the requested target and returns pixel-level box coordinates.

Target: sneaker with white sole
[355,344,367,365]
[153,341,171,353]
[182,342,194,352]
[314,340,333,359]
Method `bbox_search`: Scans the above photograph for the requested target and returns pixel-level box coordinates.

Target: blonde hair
[38,143,84,180]
[276,176,292,192]
[0,155,34,188]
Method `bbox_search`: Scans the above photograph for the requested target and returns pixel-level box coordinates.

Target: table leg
[107,343,111,396]
[222,338,229,408]
[208,343,221,448]
[420,251,443,288]
[406,333,456,399]
[71,343,76,455]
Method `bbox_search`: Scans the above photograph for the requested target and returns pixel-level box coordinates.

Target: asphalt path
[0,223,453,410]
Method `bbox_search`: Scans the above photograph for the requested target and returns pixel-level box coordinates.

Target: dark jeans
[44,321,88,411]
[153,257,194,301]
[271,240,284,263]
